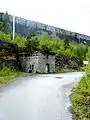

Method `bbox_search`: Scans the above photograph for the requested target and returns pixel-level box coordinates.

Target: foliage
[71,63,90,120]
[0,49,9,57]
[0,31,88,66]
[38,35,54,54]
[0,31,11,41]
[25,36,39,53]
[86,46,90,61]
[68,42,88,62]
[75,43,88,62]
[0,31,27,48]
[12,34,27,48]
[0,21,4,31]
[37,34,88,63]
[0,66,23,84]
[38,34,65,55]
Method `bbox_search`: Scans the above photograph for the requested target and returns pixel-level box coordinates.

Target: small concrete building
[19,52,55,73]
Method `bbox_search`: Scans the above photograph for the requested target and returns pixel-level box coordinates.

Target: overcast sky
[0,0,90,35]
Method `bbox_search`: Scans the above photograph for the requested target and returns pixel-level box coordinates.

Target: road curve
[0,72,84,120]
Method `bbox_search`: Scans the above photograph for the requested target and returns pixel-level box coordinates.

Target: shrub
[71,63,90,120]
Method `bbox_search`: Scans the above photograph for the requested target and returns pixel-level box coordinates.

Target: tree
[0,21,4,31]
[25,36,39,54]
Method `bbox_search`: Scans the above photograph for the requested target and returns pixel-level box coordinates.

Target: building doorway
[29,64,34,73]
[46,63,50,73]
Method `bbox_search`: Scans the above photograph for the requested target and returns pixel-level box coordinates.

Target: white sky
[0,0,90,36]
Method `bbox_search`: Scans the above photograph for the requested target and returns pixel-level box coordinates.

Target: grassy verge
[71,64,90,120]
[0,67,24,84]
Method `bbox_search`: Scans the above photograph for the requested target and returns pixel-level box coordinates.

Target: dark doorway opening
[46,63,50,73]
[29,64,34,73]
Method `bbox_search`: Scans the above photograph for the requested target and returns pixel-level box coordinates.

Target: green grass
[71,64,90,120]
[0,67,24,84]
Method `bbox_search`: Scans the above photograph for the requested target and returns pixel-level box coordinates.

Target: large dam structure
[0,12,90,44]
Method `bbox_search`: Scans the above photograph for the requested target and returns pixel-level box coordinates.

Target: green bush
[0,31,11,41]
[71,63,90,120]
[12,34,27,48]
[25,36,39,53]
[0,31,27,48]
[86,46,90,61]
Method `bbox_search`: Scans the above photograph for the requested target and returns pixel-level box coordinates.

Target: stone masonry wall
[19,56,39,73]
[19,53,55,73]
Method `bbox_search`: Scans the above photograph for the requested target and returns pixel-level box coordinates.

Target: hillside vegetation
[71,47,90,120]
[0,66,23,84]
[0,31,88,62]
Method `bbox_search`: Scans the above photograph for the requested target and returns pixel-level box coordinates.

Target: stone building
[19,52,55,73]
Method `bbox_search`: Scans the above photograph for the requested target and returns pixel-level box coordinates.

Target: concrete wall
[1,12,90,44]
